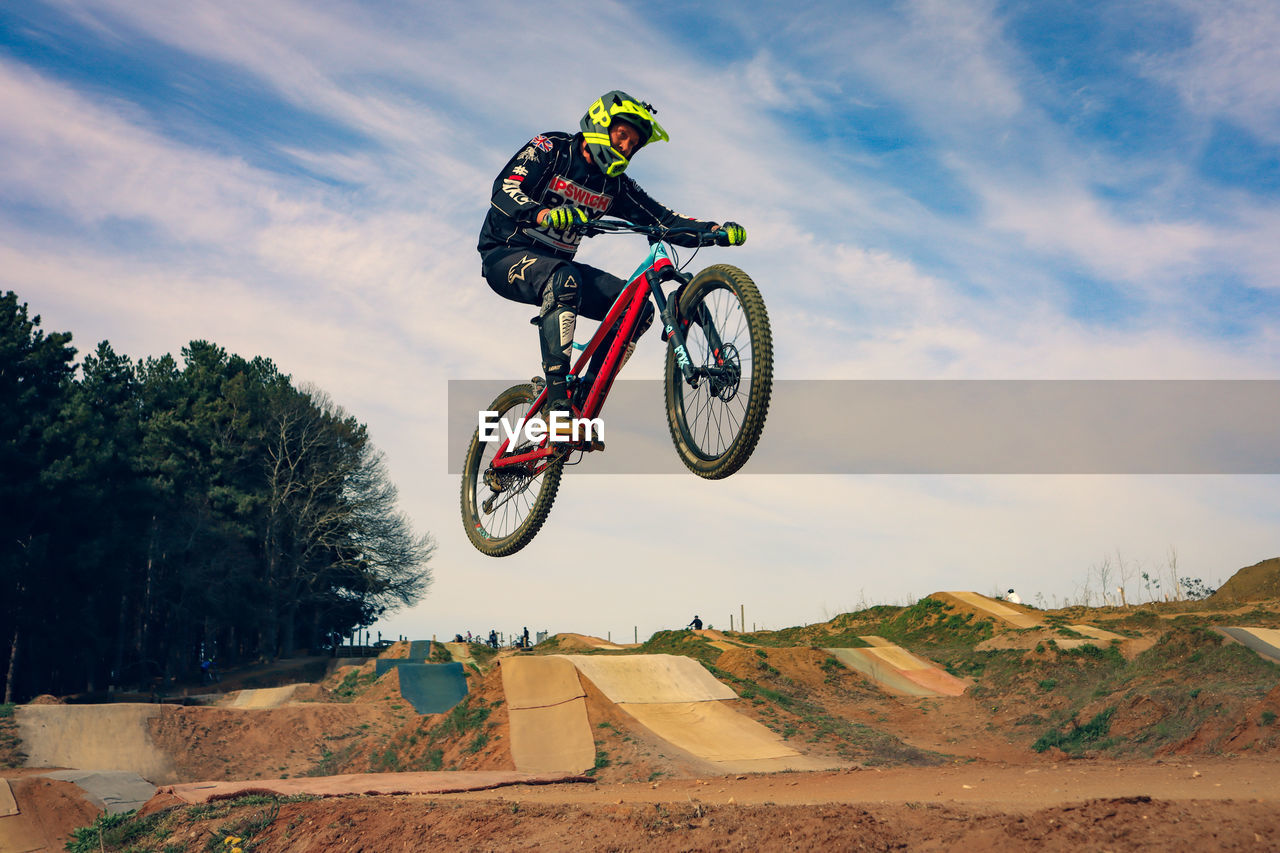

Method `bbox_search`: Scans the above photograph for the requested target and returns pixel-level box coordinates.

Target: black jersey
[477,131,714,259]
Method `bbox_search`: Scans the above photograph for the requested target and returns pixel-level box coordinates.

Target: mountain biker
[477,90,746,434]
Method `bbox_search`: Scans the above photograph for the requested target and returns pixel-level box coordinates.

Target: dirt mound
[1212,557,1280,603]
[977,627,1155,659]
[552,633,629,651]
[287,683,331,703]
[0,776,100,852]
[368,640,407,659]
[712,646,945,766]
[352,666,404,705]
[358,666,514,775]
[1219,683,1280,754]
[1167,683,1280,756]
[113,789,1280,852]
[27,694,63,705]
[148,703,411,781]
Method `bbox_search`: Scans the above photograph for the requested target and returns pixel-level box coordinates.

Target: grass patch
[66,811,160,853]
[66,795,315,853]
[993,624,1280,757]
[0,703,25,768]
[639,630,722,666]
[1033,708,1115,754]
[467,643,499,666]
[332,668,378,701]
[465,731,490,754]
[435,697,492,738]
[362,697,497,773]
[306,741,361,776]
[709,659,941,767]
[585,748,611,776]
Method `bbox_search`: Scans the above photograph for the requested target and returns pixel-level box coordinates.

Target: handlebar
[582,218,724,246]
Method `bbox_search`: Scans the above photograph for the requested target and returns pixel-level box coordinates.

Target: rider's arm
[489,134,558,226]
[613,176,720,247]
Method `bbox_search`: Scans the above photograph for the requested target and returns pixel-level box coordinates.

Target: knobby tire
[461,382,563,557]
[664,264,773,479]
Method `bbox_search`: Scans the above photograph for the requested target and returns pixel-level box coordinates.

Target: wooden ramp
[500,656,595,775]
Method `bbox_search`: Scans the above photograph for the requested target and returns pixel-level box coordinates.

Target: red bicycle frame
[487,233,686,475]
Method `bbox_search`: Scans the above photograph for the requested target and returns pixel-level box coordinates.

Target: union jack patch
[531,135,553,152]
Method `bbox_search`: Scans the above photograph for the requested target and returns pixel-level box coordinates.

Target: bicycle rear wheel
[461,382,563,556]
[664,264,773,479]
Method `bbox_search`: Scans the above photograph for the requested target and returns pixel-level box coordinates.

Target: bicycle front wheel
[461,382,563,556]
[664,264,773,479]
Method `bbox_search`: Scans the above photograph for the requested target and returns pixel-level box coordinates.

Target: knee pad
[539,264,581,376]
[539,264,581,317]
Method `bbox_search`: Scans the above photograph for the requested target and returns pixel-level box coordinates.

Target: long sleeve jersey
[477,131,714,259]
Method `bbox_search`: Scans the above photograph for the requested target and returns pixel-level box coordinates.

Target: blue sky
[3,0,1278,640]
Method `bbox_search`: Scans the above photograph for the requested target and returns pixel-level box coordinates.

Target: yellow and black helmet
[580,90,669,177]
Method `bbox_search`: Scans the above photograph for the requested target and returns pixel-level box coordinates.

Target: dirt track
[104,780,1280,852]
[8,593,1280,851]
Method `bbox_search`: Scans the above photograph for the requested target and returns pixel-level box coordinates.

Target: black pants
[481,248,653,395]
[481,249,627,322]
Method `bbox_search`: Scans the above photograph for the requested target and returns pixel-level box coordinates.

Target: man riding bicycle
[477,90,746,431]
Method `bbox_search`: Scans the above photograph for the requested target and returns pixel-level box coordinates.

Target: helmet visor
[609,98,668,146]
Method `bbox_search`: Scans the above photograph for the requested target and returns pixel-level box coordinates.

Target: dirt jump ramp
[15,703,178,784]
[557,654,838,773]
[1216,627,1280,665]
[373,660,469,714]
[826,639,968,698]
[933,591,1045,629]
[500,656,596,774]
[230,684,301,708]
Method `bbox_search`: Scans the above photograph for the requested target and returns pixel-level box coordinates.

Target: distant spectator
[687,615,703,630]
[1006,589,1022,604]
[488,629,499,649]
[200,658,219,684]
[522,626,531,649]
[453,633,465,643]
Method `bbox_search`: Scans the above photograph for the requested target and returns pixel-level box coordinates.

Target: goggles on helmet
[580,90,669,177]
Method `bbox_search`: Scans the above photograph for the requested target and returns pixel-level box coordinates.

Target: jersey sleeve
[612,176,717,247]
[489,135,556,224]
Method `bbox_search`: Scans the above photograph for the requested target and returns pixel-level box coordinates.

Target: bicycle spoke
[675,282,760,458]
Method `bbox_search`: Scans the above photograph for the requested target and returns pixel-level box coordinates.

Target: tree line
[1,291,434,702]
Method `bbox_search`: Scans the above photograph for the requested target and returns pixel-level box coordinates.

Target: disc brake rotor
[708,342,742,402]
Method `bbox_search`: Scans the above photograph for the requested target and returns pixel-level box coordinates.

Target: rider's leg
[480,249,583,428]
[537,262,581,416]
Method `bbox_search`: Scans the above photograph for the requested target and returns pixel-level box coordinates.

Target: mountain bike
[460,219,773,557]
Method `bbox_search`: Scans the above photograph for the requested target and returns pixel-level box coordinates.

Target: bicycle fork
[647,268,729,389]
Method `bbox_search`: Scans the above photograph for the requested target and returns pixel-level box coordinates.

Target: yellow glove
[714,222,746,246]
[542,206,589,231]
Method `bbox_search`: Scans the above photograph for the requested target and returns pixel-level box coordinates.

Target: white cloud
[1146,0,1280,141]
[5,1,1280,643]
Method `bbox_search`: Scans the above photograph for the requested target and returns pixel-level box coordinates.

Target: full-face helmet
[580,90,669,177]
